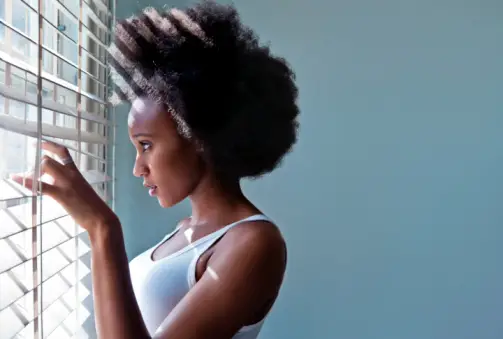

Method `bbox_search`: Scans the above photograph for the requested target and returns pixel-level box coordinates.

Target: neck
[188,173,259,226]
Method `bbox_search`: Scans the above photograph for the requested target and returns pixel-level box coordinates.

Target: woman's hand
[11,142,150,339]
[10,141,118,233]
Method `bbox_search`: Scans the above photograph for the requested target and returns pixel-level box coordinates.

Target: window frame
[0,0,115,337]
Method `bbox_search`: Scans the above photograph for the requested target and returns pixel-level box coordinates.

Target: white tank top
[129,214,272,338]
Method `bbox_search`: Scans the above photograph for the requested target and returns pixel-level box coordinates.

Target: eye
[139,141,152,152]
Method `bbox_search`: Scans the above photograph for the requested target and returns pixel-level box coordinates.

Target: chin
[157,197,175,208]
[157,194,184,209]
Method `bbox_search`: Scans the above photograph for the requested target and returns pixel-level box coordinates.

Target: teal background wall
[113,1,503,338]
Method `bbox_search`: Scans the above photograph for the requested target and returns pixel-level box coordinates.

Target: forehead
[128,97,163,128]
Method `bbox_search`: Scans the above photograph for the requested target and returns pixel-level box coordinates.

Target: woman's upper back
[129,214,286,338]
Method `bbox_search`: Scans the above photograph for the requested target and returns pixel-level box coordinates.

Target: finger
[41,140,71,158]
[41,141,78,171]
[40,155,67,181]
[10,174,58,196]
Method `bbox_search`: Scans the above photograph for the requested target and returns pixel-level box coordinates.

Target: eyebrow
[132,133,153,138]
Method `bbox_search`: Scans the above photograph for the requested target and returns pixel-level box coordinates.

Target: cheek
[151,147,202,202]
[149,149,181,186]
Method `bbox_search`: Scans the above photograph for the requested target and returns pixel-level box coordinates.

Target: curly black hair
[108,0,299,180]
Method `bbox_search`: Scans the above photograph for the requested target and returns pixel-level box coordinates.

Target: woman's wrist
[88,214,122,245]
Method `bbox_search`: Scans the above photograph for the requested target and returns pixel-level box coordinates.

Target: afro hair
[108,0,299,180]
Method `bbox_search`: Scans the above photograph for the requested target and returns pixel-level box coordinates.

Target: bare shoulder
[224,219,286,258]
[201,219,287,326]
[211,218,287,279]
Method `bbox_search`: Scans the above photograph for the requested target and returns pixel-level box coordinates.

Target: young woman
[13,1,299,338]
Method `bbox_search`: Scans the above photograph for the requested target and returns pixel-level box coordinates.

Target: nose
[133,155,149,178]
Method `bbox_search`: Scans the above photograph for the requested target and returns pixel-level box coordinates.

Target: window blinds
[0,0,114,338]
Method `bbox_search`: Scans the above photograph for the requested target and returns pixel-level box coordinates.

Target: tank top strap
[195,214,272,257]
[149,222,185,256]
[187,214,272,287]
[163,223,182,241]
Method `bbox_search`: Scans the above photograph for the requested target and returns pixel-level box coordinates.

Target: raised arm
[12,141,150,338]
[12,141,286,339]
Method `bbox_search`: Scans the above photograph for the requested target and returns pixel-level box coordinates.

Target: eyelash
[139,141,152,152]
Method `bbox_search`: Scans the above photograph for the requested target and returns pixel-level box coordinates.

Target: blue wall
[114,1,503,338]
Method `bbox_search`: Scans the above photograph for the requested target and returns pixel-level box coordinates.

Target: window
[12,0,30,34]
[57,9,78,42]
[0,0,114,338]
[0,2,5,43]
[0,24,5,44]
[0,1,5,20]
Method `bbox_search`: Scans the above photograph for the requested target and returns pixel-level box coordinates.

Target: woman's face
[128,98,203,208]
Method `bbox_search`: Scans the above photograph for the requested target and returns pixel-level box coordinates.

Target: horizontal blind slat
[0,84,108,125]
[0,229,90,274]
[1,16,108,69]
[0,214,87,242]
[0,115,107,143]
[0,51,107,105]
[1,179,111,210]
[4,274,91,338]
[42,137,107,163]
[0,253,90,312]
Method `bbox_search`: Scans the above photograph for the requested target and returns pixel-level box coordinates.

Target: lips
[143,183,158,196]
